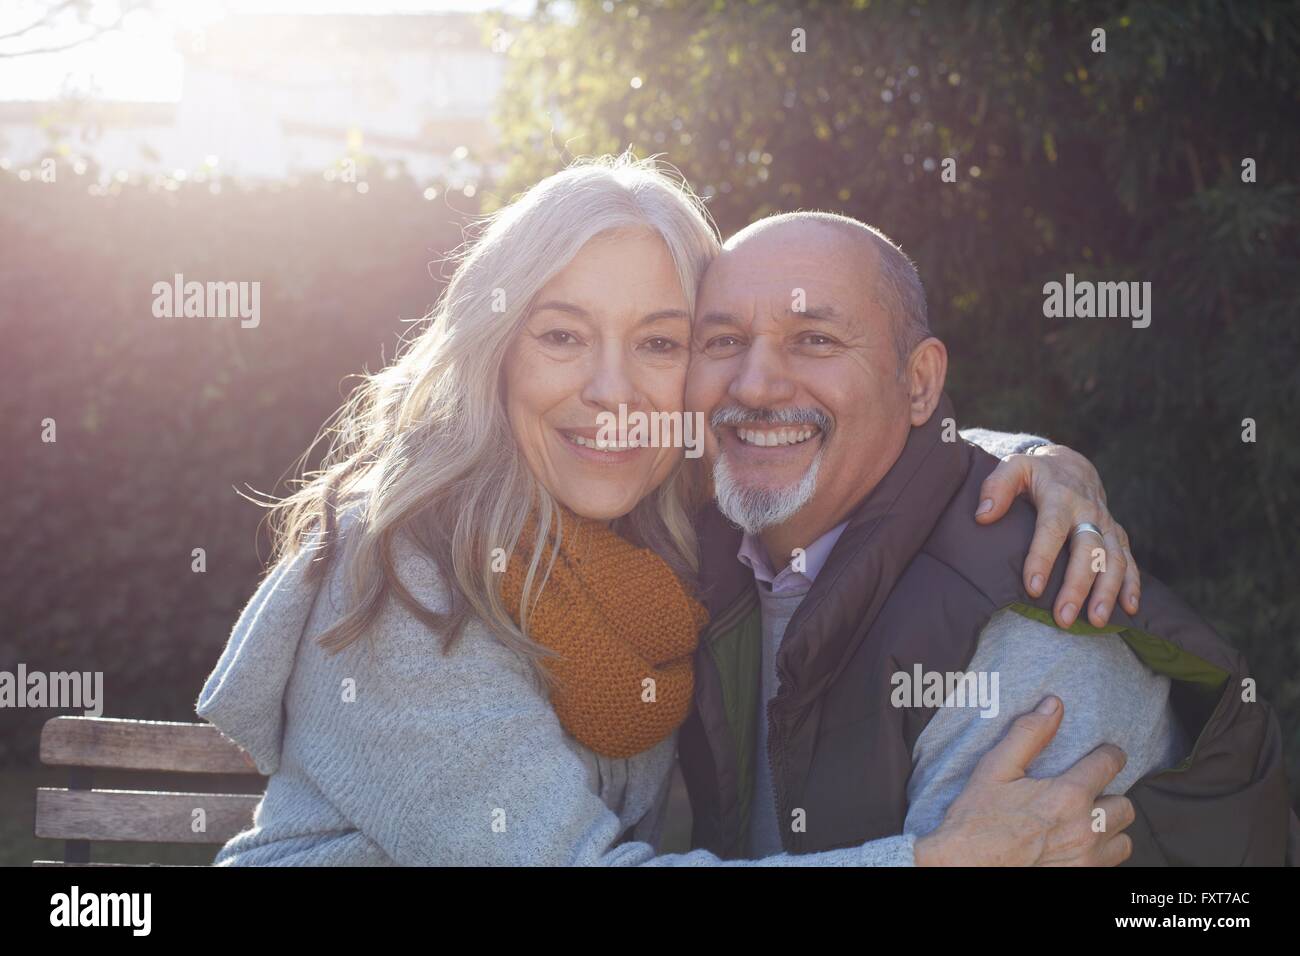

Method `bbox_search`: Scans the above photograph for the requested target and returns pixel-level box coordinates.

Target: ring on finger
[1072,521,1104,543]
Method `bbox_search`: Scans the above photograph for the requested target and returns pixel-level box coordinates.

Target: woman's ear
[906,337,948,426]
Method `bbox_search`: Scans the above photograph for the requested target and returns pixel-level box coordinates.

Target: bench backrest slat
[33,861,205,867]
[34,716,265,865]
[40,716,259,775]
[36,788,260,845]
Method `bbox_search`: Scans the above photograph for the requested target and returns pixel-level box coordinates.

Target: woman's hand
[975,443,1140,629]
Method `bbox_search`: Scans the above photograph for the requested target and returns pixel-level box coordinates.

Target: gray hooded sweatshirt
[196,510,924,865]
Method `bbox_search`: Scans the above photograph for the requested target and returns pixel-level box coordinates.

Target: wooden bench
[34,716,265,867]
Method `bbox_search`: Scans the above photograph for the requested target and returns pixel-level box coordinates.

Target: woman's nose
[580,349,644,413]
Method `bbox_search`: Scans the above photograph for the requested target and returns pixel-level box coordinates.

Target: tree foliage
[491,0,1300,802]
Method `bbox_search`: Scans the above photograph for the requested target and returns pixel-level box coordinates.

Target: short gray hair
[869,226,930,367]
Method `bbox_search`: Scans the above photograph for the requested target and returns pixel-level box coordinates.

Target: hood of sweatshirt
[195,543,326,776]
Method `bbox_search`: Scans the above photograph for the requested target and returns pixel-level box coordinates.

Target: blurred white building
[0,12,504,184]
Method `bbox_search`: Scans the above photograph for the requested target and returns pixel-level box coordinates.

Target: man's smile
[717,422,825,467]
[733,424,820,447]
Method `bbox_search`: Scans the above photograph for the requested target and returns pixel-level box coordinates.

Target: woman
[197,154,1134,865]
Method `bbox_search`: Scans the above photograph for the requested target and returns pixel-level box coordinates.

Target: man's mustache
[710,405,833,435]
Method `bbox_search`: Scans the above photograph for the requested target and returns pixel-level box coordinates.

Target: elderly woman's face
[503,230,691,521]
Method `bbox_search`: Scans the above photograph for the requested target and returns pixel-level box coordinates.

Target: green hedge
[0,165,475,762]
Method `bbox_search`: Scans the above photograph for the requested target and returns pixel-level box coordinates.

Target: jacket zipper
[770,654,800,855]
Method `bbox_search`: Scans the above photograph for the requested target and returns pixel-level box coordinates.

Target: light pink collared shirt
[735,519,850,594]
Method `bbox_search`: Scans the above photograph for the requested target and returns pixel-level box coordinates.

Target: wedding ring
[1073,521,1104,542]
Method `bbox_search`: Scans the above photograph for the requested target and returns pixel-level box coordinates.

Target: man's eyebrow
[798,304,844,324]
[697,305,845,327]
[697,310,740,328]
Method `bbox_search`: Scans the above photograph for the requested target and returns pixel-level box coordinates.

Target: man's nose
[728,339,796,409]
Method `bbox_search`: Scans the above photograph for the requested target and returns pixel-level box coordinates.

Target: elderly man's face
[685,221,917,550]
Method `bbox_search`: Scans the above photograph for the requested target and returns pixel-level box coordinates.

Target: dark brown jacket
[679,394,1299,864]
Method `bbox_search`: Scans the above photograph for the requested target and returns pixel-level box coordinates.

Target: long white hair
[263,153,720,674]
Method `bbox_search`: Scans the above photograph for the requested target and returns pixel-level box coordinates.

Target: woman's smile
[556,425,653,463]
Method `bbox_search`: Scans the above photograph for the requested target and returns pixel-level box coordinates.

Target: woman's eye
[644,336,682,353]
[540,329,580,346]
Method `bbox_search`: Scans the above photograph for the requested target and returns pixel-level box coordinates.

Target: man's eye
[705,335,741,349]
[800,333,836,346]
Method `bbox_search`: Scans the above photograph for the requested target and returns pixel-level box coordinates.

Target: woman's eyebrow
[637,309,691,326]
[531,302,688,325]
[531,299,590,318]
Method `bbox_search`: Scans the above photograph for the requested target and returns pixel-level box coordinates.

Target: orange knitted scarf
[499,507,708,759]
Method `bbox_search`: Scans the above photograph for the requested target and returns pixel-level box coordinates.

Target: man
[679,211,1296,865]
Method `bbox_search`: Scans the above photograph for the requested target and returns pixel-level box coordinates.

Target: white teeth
[567,432,639,451]
[737,426,818,447]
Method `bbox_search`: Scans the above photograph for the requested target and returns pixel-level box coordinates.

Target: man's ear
[906,337,947,426]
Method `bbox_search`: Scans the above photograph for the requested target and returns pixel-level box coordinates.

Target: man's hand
[913,697,1135,866]
[975,443,1140,628]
